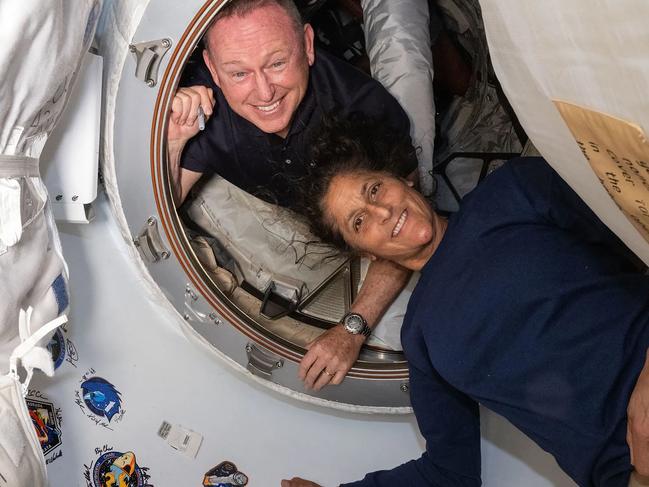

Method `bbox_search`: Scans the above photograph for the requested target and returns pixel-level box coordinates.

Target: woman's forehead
[325,171,395,217]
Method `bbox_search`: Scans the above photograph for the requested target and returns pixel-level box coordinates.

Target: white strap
[9,307,67,380]
[0,155,39,178]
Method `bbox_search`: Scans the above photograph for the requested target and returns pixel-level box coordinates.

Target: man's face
[203,3,314,138]
[323,170,444,268]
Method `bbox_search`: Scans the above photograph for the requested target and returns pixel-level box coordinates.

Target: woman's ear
[399,176,415,188]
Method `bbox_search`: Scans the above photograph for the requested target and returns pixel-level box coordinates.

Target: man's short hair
[206,0,304,42]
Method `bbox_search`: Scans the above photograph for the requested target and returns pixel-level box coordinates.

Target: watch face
[345,314,364,333]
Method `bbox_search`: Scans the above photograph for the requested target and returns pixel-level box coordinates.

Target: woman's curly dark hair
[293,112,418,252]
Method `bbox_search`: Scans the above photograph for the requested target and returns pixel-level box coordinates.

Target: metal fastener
[146,79,155,87]
[160,251,170,260]
[56,195,63,201]
[400,383,409,393]
[185,286,197,301]
[275,360,283,368]
[72,195,78,202]
[161,38,171,48]
[245,344,253,353]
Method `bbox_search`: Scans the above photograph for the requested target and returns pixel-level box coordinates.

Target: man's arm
[167,85,215,205]
[299,258,411,390]
[168,140,203,205]
[627,349,649,479]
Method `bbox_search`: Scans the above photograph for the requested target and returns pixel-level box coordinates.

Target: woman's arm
[340,364,482,486]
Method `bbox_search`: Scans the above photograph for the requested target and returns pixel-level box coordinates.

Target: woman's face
[323,170,445,269]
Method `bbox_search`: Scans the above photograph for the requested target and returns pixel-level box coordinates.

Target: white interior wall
[34,193,574,486]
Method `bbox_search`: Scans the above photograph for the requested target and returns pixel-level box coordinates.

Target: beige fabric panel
[479,0,649,264]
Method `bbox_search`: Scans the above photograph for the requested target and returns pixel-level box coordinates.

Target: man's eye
[353,215,364,232]
[232,72,247,80]
[271,60,286,69]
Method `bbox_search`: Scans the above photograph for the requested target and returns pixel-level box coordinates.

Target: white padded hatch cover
[479,0,649,265]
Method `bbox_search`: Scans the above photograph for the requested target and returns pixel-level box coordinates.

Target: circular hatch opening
[148,0,409,383]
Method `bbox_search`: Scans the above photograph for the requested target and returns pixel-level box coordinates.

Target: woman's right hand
[627,349,649,477]
[167,85,215,145]
[281,478,323,487]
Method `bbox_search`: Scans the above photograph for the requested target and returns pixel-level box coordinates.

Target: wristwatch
[341,312,371,337]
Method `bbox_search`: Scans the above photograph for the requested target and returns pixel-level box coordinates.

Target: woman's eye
[369,183,381,200]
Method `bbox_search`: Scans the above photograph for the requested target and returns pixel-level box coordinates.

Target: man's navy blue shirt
[343,158,649,487]
[180,48,417,208]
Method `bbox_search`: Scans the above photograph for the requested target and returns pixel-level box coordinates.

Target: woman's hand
[627,349,649,476]
[281,477,323,487]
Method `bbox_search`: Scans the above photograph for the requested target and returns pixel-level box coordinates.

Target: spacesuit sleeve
[339,364,482,487]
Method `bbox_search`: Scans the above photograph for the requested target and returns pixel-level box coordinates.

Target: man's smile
[253,97,282,113]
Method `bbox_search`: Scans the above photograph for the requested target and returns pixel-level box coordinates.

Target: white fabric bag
[0,310,67,487]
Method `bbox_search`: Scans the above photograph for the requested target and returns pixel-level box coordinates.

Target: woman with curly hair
[284,116,649,487]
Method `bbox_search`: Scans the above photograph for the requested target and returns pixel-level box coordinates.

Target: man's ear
[203,48,221,88]
[362,252,378,262]
[303,24,315,66]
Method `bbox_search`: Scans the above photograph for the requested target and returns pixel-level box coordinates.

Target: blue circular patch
[47,329,65,370]
[93,451,145,487]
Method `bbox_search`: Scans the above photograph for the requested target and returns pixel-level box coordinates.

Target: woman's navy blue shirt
[343,157,649,487]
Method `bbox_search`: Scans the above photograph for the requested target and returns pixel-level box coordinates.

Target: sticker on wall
[26,390,63,464]
[83,445,153,487]
[47,323,80,369]
[203,461,249,486]
[157,421,203,458]
[75,369,125,429]
[554,100,649,243]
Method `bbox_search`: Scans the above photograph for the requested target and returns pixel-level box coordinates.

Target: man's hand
[168,85,215,145]
[627,350,649,477]
[297,258,411,391]
[167,85,214,205]
[299,325,365,391]
[281,477,323,487]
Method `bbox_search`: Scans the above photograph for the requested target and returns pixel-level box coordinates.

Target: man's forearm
[167,140,186,204]
[350,259,411,328]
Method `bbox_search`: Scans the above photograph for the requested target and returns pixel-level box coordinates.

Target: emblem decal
[26,390,63,464]
[47,323,79,369]
[75,370,125,429]
[203,461,249,486]
[84,446,153,487]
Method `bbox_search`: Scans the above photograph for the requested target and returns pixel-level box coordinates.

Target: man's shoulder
[180,58,215,88]
[311,49,390,105]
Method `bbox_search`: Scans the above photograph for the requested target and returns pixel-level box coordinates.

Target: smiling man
[167,0,418,390]
[167,0,416,207]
